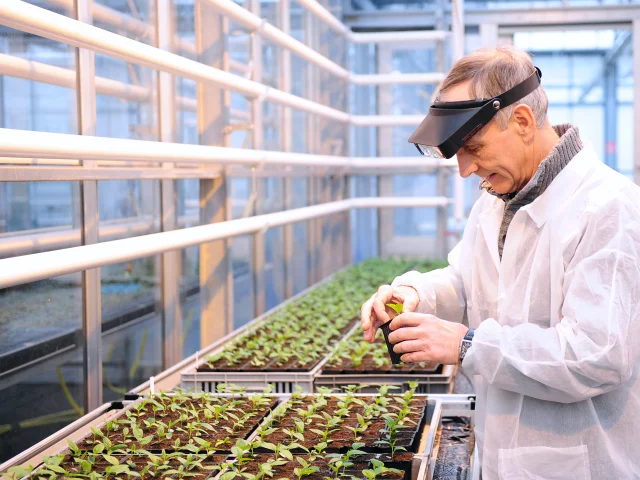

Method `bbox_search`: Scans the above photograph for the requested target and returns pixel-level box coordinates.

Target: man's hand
[360,285,419,343]
[387,312,469,365]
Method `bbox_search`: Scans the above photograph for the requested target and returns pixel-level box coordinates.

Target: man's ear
[510,104,536,142]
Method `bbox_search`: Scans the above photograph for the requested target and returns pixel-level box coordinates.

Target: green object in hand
[386,303,403,315]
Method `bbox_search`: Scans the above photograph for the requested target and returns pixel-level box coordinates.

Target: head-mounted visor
[409,67,542,159]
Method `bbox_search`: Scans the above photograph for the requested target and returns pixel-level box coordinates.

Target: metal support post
[75,0,101,412]
[280,0,295,300]
[376,44,394,259]
[452,0,465,241]
[319,176,331,279]
[435,0,446,72]
[157,0,181,366]
[305,11,320,285]
[604,61,618,170]
[635,19,640,185]
[250,0,266,316]
[435,168,449,259]
[342,174,352,268]
[196,0,232,345]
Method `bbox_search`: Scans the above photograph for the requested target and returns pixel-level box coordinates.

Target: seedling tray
[255,395,434,455]
[213,392,441,480]
[180,323,360,393]
[213,453,429,480]
[315,366,456,394]
[28,452,229,480]
[71,392,280,455]
[319,325,456,394]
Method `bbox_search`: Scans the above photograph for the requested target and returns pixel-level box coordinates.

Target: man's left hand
[387,312,470,365]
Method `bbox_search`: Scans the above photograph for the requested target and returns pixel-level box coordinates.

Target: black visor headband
[408,67,542,159]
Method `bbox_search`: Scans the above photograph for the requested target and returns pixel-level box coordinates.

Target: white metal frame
[0,197,449,289]
[0,0,465,438]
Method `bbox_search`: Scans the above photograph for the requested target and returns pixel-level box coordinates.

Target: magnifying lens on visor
[415,144,445,158]
[409,67,542,159]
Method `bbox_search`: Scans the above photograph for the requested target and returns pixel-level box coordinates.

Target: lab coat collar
[520,142,600,228]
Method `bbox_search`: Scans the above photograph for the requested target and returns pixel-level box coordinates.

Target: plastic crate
[180,314,360,392]
[315,364,456,394]
[213,393,440,480]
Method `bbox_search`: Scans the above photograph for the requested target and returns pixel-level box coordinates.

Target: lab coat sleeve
[462,197,640,403]
[390,242,467,323]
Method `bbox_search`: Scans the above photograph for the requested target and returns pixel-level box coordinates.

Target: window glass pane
[98,180,162,400]
[95,56,158,142]
[0,178,83,460]
[0,28,77,135]
[233,235,254,328]
[291,178,308,294]
[177,179,201,357]
[0,273,84,463]
[93,0,155,45]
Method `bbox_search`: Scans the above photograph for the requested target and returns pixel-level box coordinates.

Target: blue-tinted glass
[98,180,162,400]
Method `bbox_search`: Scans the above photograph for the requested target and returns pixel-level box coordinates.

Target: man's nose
[456,153,478,178]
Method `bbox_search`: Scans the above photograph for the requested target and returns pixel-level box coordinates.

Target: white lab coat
[392,143,640,480]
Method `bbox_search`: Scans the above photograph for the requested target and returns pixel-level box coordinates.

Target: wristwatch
[459,328,475,364]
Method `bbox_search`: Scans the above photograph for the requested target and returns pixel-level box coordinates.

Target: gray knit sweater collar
[481,124,583,259]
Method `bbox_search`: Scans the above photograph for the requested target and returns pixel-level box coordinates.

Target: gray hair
[436,45,549,129]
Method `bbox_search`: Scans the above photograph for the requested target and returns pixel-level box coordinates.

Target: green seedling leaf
[103,455,120,466]
[7,466,32,479]
[106,465,130,475]
[45,465,67,474]
[67,439,79,453]
[385,303,403,315]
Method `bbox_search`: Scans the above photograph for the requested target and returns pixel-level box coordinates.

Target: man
[361,45,640,479]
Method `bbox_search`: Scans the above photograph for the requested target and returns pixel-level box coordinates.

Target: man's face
[440,81,529,195]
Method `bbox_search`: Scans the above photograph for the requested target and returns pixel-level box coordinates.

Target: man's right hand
[360,285,420,343]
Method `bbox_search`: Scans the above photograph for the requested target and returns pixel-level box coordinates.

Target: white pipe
[228,58,250,74]
[350,30,449,44]
[0,197,448,289]
[0,128,463,170]
[350,72,445,86]
[0,2,350,123]
[351,115,424,127]
[294,0,350,37]
[42,0,151,38]
[0,219,154,257]
[0,53,197,111]
[0,128,349,167]
[294,0,449,45]
[452,0,465,236]
[351,157,457,168]
[204,0,348,80]
[43,0,201,59]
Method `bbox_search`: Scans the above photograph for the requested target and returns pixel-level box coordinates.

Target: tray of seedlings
[1,389,280,480]
[215,383,440,480]
[317,327,456,394]
[426,395,478,480]
[181,259,437,394]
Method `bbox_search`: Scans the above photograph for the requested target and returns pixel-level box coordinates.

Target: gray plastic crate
[180,324,359,393]
[213,393,441,480]
[315,364,456,394]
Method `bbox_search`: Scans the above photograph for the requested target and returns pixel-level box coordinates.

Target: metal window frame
[0,0,468,454]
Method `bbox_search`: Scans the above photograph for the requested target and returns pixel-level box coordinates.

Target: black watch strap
[459,328,475,364]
